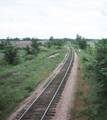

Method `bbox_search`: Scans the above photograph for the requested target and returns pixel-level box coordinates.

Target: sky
[0,0,107,39]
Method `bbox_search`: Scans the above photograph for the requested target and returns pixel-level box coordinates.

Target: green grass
[70,41,107,120]
[18,50,26,57]
[87,41,95,48]
[80,96,88,105]
[0,47,67,120]
[0,53,3,60]
[76,109,83,118]
[77,66,81,70]
[76,88,83,95]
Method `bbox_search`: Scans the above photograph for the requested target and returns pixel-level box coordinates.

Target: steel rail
[19,43,71,120]
[41,44,74,120]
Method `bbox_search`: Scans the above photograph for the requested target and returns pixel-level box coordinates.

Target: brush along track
[18,43,74,120]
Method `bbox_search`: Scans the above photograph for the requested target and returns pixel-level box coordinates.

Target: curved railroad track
[18,42,74,120]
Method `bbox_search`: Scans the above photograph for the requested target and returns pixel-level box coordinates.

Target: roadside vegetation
[0,38,67,120]
[70,35,107,120]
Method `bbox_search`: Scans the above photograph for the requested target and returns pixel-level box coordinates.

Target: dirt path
[52,52,78,120]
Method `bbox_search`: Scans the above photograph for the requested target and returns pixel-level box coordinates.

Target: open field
[11,41,46,47]
[11,41,31,47]
[0,40,46,47]
[87,41,95,48]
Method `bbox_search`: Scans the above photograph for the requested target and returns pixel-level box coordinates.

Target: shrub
[39,46,48,51]
[44,41,52,48]
[3,46,19,65]
[31,48,39,55]
[76,88,83,95]
[77,66,81,70]
[76,34,87,50]
[80,96,88,104]
[24,55,35,60]
[0,60,7,66]
[76,109,83,118]
[55,46,62,49]
[82,56,89,62]
[25,45,31,55]
[15,46,24,50]
[83,62,93,72]
[70,107,75,113]
[30,38,39,50]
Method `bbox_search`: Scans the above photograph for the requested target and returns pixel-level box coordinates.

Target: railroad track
[18,43,74,120]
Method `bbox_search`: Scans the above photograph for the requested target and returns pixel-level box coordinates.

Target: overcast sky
[0,0,107,39]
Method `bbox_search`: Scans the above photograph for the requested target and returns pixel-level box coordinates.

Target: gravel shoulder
[52,52,78,120]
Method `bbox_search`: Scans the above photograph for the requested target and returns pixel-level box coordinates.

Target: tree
[25,45,31,55]
[92,38,107,99]
[49,36,54,41]
[45,41,52,48]
[0,40,11,50]
[3,46,19,65]
[75,34,87,50]
[31,39,39,49]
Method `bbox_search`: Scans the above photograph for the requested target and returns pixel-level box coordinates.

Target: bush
[24,55,35,60]
[55,46,62,49]
[83,62,93,73]
[81,56,89,62]
[3,46,20,65]
[44,41,52,48]
[39,46,48,51]
[31,48,39,55]
[77,66,81,70]
[0,60,7,66]
[76,34,87,50]
[76,88,83,95]
[25,45,31,55]
[80,96,88,104]
[15,46,24,50]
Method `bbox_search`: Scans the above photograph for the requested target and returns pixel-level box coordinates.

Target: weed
[82,56,89,62]
[82,74,85,80]
[24,55,35,60]
[80,96,88,105]
[76,109,83,118]
[70,107,75,113]
[76,88,83,95]
[0,60,7,66]
[81,80,85,85]
[77,66,81,70]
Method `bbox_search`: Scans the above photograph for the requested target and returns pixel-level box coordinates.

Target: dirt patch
[52,52,78,120]
[47,53,59,58]
[11,41,46,47]
[6,51,68,120]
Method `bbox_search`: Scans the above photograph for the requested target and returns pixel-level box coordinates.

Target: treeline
[71,35,107,120]
[0,37,39,41]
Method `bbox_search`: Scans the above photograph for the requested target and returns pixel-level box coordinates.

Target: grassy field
[0,46,67,120]
[87,41,95,48]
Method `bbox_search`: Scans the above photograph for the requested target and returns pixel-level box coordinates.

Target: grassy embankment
[70,40,107,120]
[70,41,97,120]
[0,45,67,120]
